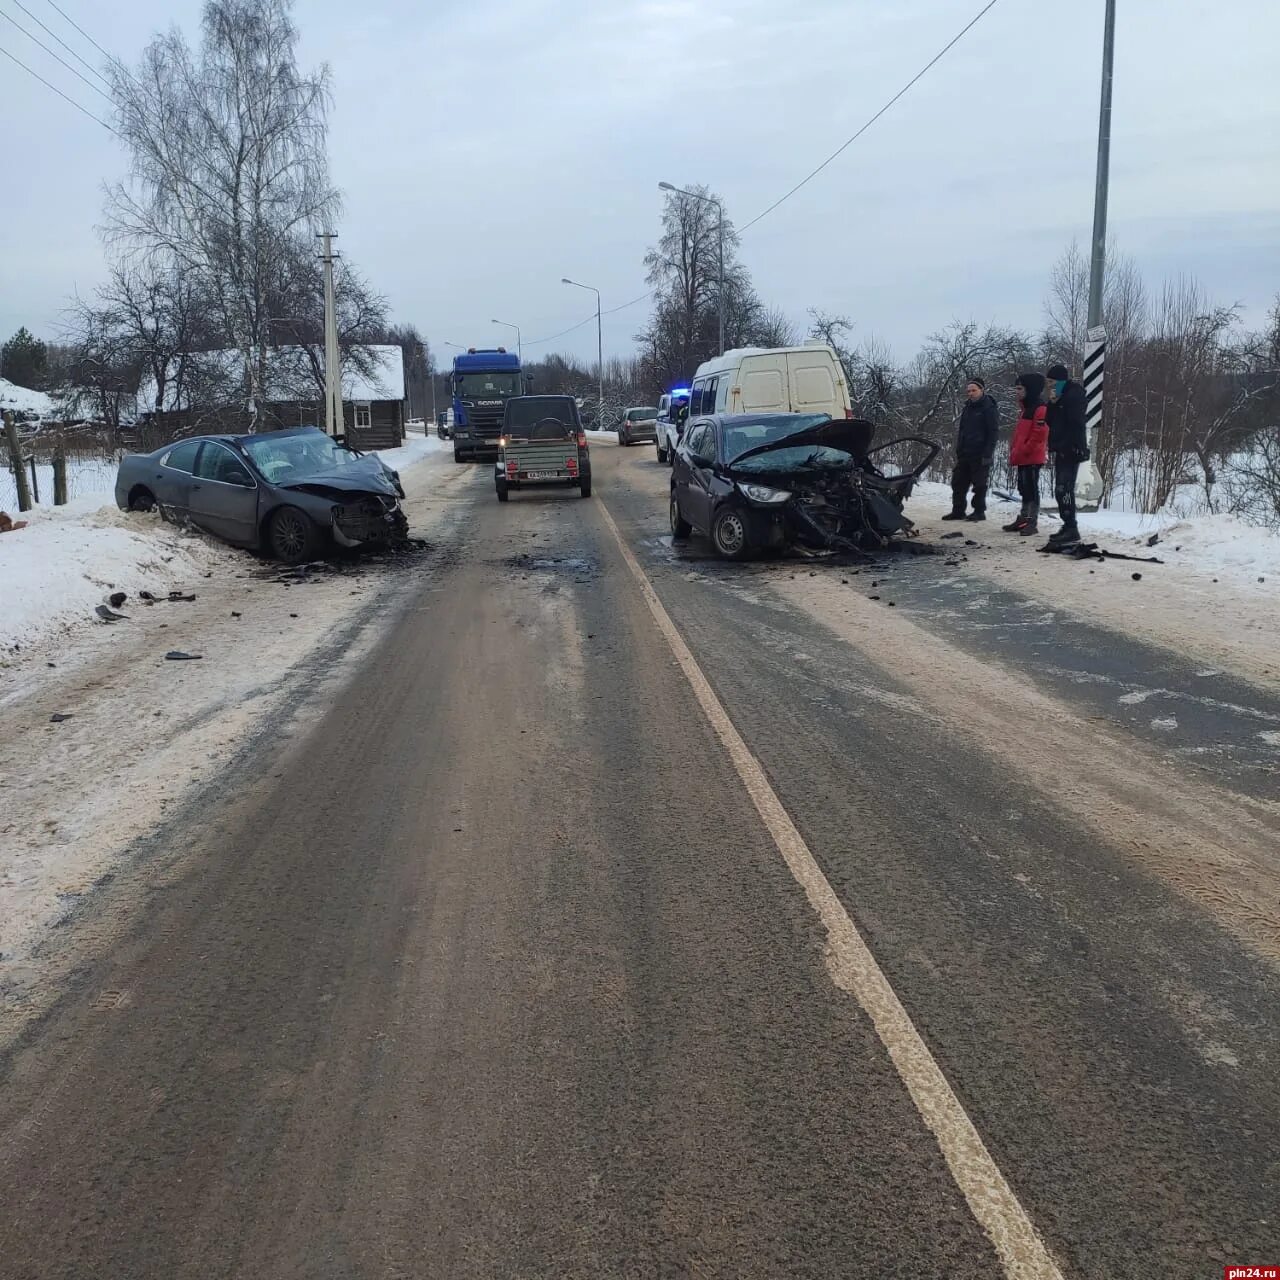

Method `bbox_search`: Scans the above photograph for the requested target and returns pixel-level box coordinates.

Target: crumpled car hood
[277,458,400,497]
[727,418,876,471]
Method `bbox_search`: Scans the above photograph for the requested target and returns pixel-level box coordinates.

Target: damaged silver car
[115,426,408,564]
[670,413,940,559]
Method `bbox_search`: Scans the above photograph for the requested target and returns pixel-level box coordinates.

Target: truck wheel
[670,491,691,540]
[711,506,753,560]
[496,478,510,502]
[453,447,466,463]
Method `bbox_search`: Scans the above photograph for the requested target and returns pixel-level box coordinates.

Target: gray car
[115,426,408,564]
[617,405,659,447]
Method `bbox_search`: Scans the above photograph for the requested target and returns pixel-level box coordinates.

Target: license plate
[524,470,559,479]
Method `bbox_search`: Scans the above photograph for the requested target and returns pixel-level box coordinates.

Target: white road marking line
[596,497,1065,1280]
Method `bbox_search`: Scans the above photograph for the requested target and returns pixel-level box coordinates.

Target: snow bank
[0,455,118,511]
[0,501,232,656]
[911,481,1279,588]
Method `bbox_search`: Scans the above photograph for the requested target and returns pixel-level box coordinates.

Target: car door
[188,441,260,544]
[680,420,718,533]
[153,439,202,518]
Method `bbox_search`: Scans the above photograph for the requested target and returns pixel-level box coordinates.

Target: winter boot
[1002,504,1029,532]
[941,507,966,521]
[1019,506,1040,536]
[965,508,986,522]
[1047,523,1080,546]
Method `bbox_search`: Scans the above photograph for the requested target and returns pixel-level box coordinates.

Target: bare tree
[106,0,339,429]
[1045,240,1090,371]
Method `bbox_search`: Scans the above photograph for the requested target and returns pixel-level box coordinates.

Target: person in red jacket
[1003,372,1048,535]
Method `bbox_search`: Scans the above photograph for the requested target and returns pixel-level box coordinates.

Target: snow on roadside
[0,376,56,418]
[910,481,1278,589]
[1,429,450,659]
[0,500,232,657]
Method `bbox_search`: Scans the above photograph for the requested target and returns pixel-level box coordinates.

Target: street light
[660,180,724,357]
[562,277,603,432]
[491,318,521,363]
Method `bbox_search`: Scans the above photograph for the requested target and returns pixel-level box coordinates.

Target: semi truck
[450,348,526,462]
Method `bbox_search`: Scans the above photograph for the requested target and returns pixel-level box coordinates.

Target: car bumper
[623,426,657,442]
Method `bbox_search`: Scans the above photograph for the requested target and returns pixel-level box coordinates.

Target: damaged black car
[670,413,940,560]
[115,426,408,564]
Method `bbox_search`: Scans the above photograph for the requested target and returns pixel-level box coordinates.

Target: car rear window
[505,398,579,433]
[628,407,659,420]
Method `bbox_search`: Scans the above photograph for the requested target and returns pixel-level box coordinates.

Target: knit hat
[1046,363,1071,382]
[966,376,986,389]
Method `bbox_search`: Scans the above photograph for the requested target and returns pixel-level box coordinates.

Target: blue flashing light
[670,387,690,397]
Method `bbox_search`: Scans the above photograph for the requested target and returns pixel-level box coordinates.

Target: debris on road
[108,592,127,609]
[49,713,73,723]
[95,605,128,622]
[1038,541,1164,565]
[164,650,203,661]
[0,510,29,533]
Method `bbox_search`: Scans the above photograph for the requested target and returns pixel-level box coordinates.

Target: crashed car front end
[726,420,941,553]
[330,492,408,548]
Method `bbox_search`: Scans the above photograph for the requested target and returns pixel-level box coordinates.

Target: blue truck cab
[450,348,524,462]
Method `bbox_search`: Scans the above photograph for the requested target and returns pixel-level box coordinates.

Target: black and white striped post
[1077,323,1106,509]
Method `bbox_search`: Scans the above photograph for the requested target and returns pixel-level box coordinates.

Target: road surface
[2,442,1278,1279]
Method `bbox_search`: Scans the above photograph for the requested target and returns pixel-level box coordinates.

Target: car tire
[496,477,510,502]
[711,505,753,561]
[656,441,668,464]
[127,486,157,513]
[670,491,692,540]
[580,475,592,498]
[267,505,319,565]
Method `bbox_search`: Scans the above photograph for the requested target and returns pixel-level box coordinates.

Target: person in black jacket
[1044,362,1090,545]
[942,378,1000,521]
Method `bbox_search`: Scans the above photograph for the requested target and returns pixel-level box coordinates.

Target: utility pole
[660,181,725,356]
[562,277,603,430]
[318,232,342,439]
[426,343,437,425]
[1078,0,1115,510]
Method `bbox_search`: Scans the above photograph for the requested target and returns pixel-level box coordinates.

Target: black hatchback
[670,412,938,559]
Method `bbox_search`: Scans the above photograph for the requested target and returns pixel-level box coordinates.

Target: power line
[9,0,108,87]
[524,290,655,348]
[0,40,117,132]
[740,0,1001,232]
[38,0,112,64]
[0,4,112,101]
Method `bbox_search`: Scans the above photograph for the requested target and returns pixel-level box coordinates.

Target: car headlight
[738,482,792,505]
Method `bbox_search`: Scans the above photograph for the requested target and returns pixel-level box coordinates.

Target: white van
[686,344,851,421]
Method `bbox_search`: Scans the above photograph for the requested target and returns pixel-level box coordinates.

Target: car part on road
[94,604,127,622]
[163,650,202,660]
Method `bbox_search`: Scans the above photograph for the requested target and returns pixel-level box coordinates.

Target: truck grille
[464,403,505,438]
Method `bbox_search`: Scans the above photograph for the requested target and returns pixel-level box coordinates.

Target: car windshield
[732,445,853,473]
[505,399,578,433]
[722,414,833,463]
[241,432,360,483]
[456,372,520,399]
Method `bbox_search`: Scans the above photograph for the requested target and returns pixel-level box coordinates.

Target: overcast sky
[2,0,1278,369]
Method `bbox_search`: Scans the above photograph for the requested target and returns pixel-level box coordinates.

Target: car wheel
[711,505,753,560]
[670,491,692,540]
[580,475,592,497]
[656,441,668,464]
[496,477,510,502]
[268,505,319,564]
[127,486,156,512]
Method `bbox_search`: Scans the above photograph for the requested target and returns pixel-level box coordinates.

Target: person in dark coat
[942,378,1000,521]
[1044,362,1089,545]
[1004,372,1048,535]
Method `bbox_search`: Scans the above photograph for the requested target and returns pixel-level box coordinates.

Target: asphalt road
[2,442,1277,1279]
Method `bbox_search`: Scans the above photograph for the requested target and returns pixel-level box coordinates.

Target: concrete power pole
[1078,0,1116,510]
[318,232,343,439]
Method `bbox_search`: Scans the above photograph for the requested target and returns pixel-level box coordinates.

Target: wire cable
[525,290,655,347]
[0,40,117,131]
[38,0,111,63]
[0,4,112,100]
[740,0,1001,232]
[9,0,108,87]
